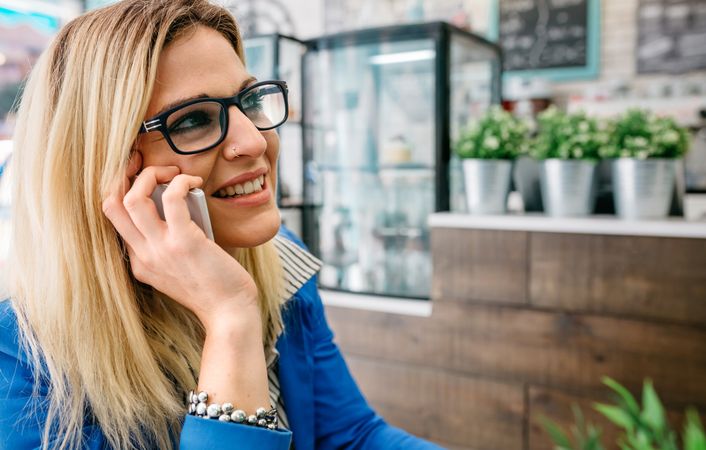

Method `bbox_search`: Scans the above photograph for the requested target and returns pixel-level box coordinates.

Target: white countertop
[320,289,433,317]
[429,213,706,239]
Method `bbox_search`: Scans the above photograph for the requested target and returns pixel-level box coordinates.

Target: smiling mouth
[213,175,266,198]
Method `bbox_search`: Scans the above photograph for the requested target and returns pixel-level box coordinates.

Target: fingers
[103,153,147,247]
[123,165,180,239]
[103,191,146,248]
[162,174,204,231]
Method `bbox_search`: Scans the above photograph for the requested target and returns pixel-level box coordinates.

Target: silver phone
[150,183,214,240]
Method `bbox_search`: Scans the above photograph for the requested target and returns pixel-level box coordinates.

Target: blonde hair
[8,1,284,449]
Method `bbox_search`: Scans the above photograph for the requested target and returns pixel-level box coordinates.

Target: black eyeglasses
[139,80,289,155]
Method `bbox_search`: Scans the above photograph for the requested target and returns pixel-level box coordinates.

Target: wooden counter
[322,213,706,450]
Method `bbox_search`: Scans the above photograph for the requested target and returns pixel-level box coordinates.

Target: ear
[127,151,143,180]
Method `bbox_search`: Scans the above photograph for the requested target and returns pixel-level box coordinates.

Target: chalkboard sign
[637,0,706,74]
[488,0,600,81]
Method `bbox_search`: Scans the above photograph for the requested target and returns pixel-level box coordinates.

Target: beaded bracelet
[187,391,279,430]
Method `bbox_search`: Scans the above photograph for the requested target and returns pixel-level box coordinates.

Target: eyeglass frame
[138,80,289,155]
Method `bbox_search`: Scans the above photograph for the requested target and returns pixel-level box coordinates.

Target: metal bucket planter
[539,159,598,217]
[612,158,676,219]
[462,159,513,214]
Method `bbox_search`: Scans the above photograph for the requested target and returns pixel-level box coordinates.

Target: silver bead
[196,403,207,416]
[188,403,196,414]
[222,403,234,414]
[256,407,267,419]
[197,391,208,403]
[268,423,276,430]
[219,414,231,422]
[257,418,267,427]
[231,410,247,423]
[207,403,222,418]
[247,415,257,424]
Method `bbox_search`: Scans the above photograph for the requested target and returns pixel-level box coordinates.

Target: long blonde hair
[8,1,284,449]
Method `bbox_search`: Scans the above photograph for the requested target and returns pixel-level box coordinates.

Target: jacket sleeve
[302,283,445,450]
[0,302,105,449]
[0,301,292,450]
[179,416,291,450]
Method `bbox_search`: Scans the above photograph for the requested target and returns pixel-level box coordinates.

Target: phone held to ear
[150,184,215,241]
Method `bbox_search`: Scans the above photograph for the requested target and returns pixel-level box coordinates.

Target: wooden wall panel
[344,355,525,450]
[431,228,528,305]
[530,233,706,326]
[324,227,706,449]
[325,303,706,408]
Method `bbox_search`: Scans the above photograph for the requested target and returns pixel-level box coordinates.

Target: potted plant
[454,106,528,214]
[530,107,607,217]
[600,109,690,219]
[541,377,706,450]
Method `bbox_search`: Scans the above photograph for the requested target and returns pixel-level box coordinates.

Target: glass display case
[302,22,501,299]
[244,34,307,235]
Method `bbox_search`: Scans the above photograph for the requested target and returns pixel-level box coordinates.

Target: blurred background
[1,1,705,449]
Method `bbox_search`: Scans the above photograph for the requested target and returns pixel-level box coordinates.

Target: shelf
[374,226,425,239]
[429,212,706,239]
[317,163,434,172]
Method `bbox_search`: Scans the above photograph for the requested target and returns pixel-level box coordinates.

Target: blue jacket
[0,229,443,449]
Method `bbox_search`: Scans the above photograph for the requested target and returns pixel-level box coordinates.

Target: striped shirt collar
[273,234,322,302]
[267,234,323,368]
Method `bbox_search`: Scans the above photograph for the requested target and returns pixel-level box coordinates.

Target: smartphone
[150,183,214,241]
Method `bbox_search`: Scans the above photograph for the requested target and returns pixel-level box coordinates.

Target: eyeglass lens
[165,83,286,153]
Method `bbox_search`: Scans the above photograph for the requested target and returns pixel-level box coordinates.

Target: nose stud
[229,147,241,158]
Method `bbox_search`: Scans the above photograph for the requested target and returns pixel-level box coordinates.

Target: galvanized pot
[612,158,676,219]
[540,159,598,217]
[462,159,513,214]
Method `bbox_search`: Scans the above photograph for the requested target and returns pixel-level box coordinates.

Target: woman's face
[138,26,280,248]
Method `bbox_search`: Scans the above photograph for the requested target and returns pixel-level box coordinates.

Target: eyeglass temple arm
[140,119,162,134]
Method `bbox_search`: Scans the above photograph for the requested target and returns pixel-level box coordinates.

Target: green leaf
[684,409,706,450]
[594,403,634,430]
[626,429,656,450]
[585,424,606,450]
[540,416,574,449]
[602,377,640,416]
[640,380,666,433]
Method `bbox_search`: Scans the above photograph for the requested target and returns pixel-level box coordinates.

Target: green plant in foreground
[530,106,608,160]
[453,106,529,160]
[542,377,706,450]
[541,404,605,450]
[599,109,690,160]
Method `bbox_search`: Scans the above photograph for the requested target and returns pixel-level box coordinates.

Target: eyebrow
[153,75,258,116]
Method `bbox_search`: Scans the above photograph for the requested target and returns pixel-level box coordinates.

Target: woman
[0,1,443,449]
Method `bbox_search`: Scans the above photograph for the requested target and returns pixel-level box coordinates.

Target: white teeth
[217,174,267,198]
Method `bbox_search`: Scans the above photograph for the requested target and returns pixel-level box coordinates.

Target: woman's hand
[102,152,259,333]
